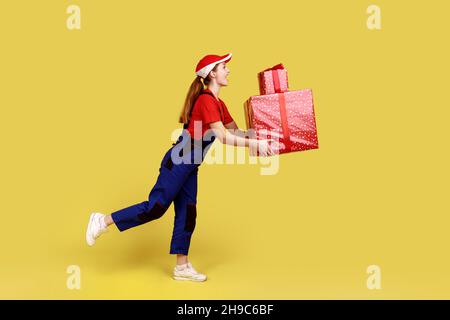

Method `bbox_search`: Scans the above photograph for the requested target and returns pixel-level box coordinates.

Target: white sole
[86,213,96,246]
[173,276,207,282]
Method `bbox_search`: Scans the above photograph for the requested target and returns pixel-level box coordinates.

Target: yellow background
[1,0,449,299]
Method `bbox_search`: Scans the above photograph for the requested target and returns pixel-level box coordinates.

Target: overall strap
[183,91,224,129]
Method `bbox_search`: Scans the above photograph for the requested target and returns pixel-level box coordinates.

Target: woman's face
[211,62,230,86]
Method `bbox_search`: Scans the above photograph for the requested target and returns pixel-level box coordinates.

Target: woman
[85,53,274,282]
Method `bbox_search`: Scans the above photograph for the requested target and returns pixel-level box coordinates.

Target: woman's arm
[209,121,252,147]
[209,121,274,156]
[224,121,248,138]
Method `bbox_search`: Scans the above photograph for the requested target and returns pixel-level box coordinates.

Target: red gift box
[258,64,289,95]
[244,89,319,155]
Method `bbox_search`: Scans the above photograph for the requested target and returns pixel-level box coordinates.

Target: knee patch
[184,203,197,232]
[138,201,167,223]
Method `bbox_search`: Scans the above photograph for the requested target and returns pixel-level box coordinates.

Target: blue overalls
[111,92,218,255]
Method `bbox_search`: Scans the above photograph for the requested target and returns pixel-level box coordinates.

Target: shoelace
[176,263,197,274]
[94,219,108,238]
[187,263,200,274]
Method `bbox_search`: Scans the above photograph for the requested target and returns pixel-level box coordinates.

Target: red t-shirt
[185,88,234,139]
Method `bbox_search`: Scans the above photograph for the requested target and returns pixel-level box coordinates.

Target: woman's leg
[170,168,208,281]
[104,214,114,226]
[177,254,188,265]
[169,166,199,263]
[110,145,198,232]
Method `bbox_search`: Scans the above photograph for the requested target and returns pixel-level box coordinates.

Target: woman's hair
[178,64,219,125]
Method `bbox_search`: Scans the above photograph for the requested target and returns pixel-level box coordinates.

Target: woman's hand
[249,139,276,157]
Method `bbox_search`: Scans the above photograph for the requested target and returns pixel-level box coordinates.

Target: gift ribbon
[260,64,285,94]
[268,64,284,93]
[271,69,281,93]
[277,93,292,152]
[263,63,284,72]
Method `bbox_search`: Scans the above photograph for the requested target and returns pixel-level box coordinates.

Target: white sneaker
[173,262,207,282]
[86,212,108,246]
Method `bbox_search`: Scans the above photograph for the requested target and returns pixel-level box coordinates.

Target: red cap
[195,53,232,79]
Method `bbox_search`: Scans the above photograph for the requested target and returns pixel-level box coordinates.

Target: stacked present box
[244,64,319,155]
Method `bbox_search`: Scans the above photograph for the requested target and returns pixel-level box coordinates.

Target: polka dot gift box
[244,65,319,155]
[258,63,289,95]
